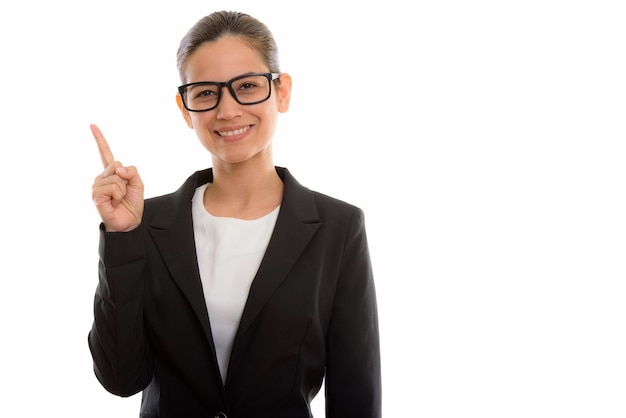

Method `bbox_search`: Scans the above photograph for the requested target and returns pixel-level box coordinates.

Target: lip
[215,125,252,141]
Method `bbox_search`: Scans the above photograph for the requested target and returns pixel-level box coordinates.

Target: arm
[87,225,153,397]
[87,123,151,395]
[325,208,382,417]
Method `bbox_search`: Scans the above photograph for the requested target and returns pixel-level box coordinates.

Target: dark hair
[176,10,281,84]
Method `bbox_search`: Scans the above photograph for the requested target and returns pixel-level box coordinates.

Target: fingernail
[116,167,127,175]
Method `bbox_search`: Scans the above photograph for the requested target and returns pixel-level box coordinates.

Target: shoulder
[279,166,365,226]
[312,189,363,221]
[141,168,213,224]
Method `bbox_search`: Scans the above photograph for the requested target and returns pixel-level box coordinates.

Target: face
[176,37,291,168]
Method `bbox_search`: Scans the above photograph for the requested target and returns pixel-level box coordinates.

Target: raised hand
[91,124,145,232]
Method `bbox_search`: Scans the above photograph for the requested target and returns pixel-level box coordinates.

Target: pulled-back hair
[176,11,281,84]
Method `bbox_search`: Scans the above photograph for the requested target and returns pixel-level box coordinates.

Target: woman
[88,10,381,417]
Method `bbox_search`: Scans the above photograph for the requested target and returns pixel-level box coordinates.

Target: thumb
[115,166,144,188]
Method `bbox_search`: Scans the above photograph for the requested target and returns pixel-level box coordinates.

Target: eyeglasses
[178,72,280,112]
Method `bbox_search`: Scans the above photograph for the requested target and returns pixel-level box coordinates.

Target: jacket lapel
[227,167,321,381]
[144,167,321,386]
[147,169,216,347]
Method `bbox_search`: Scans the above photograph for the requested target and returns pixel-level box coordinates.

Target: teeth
[218,126,249,137]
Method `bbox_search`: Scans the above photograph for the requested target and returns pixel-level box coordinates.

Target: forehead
[184,37,267,82]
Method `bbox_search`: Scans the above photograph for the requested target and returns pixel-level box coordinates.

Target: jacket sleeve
[325,207,382,417]
[87,224,153,397]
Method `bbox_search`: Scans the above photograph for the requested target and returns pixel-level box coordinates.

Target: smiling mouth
[217,125,251,137]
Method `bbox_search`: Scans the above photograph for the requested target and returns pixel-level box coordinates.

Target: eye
[239,81,257,91]
[195,89,217,99]
[234,77,265,96]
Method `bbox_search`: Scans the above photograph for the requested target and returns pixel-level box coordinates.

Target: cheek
[185,114,194,129]
[260,110,279,139]
[189,113,211,131]
[261,100,281,125]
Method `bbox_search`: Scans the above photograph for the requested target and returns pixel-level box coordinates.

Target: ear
[275,73,292,113]
[176,94,194,129]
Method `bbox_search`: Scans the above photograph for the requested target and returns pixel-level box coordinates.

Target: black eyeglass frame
[177,72,281,112]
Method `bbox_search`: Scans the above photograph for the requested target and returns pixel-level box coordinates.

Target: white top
[191,184,279,384]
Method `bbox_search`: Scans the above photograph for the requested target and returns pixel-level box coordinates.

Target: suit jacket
[88,167,381,418]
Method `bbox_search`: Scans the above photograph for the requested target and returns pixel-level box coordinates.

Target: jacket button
[214,413,227,418]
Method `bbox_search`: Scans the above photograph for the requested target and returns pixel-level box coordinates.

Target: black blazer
[88,167,381,418]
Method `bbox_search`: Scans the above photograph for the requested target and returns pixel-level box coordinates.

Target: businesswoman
[88,10,381,418]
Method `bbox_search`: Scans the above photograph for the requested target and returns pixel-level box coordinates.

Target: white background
[1,0,625,417]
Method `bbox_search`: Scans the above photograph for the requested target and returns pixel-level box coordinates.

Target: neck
[204,159,283,219]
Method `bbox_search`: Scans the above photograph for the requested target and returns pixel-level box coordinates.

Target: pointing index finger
[90,123,115,169]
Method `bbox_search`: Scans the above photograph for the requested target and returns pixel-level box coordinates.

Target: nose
[216,86,242,120]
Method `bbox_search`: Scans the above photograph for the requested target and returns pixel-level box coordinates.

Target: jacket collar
[146,166,322,384]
